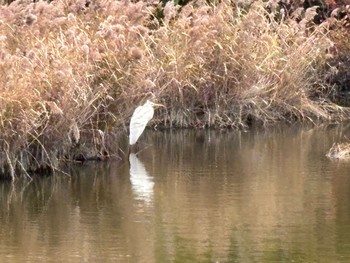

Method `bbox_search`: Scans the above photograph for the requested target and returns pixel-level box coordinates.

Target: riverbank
[0,0,349,178]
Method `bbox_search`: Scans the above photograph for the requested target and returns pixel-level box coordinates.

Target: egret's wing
[129,104,154,145]
[129,153,154,202]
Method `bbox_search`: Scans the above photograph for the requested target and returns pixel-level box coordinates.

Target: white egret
[129,100,163,145]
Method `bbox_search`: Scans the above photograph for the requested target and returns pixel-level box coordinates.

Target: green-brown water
[1,125,350,262]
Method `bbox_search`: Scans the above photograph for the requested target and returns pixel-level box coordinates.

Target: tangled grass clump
[327,142,350,160]
[0,0,348,178]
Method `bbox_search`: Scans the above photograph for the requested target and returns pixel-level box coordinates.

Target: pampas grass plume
[46,101,64,115]
[67,13,76,23]
[129,47,143,60]
[81,44,90,56]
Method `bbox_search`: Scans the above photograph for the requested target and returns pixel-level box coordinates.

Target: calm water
[1,125,350,262]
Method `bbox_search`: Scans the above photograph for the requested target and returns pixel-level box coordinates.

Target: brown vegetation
[0,0,350,178]
[327,141,350,159]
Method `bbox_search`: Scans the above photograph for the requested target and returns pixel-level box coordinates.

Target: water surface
[1,125,350,262]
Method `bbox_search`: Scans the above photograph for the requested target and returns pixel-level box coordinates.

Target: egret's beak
[151,102,165,108]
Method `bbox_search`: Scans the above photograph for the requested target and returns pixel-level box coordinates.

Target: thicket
[0,0,349,178]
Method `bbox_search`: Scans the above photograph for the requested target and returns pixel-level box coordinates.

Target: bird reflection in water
[129,153,154,203]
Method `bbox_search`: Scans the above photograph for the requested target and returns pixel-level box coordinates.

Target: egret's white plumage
[129,100,156,145]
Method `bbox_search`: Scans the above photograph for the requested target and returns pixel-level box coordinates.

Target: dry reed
[327,142,350,160]
[0,0,348,178]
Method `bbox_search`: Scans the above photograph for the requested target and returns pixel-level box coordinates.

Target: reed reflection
[1,126,350,262]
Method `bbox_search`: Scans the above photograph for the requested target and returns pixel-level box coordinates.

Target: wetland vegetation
[0,0,350,178]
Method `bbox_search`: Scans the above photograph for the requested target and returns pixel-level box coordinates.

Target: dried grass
[327,142,350,160]
[0,0,348,178]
